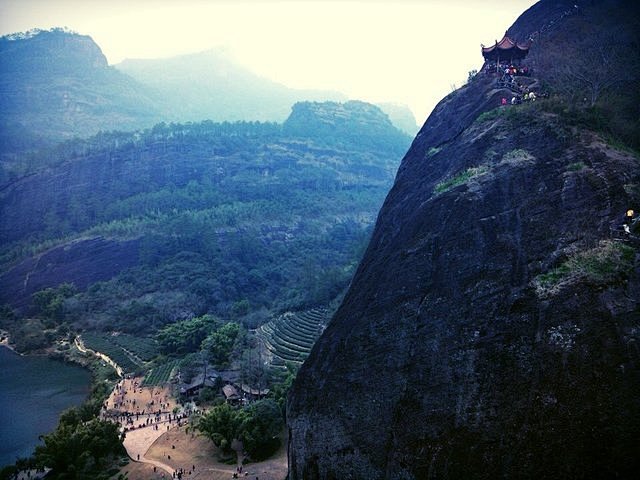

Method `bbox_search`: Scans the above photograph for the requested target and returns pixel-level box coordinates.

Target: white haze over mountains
[1,0,536,123]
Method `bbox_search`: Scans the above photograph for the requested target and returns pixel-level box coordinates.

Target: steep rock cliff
[288,1,640,478]
[0,237,141,309]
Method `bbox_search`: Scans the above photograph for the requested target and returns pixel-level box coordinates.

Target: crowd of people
[483,60,549,107]
[501,90,542,106]
[101,379,190,433]
[484,62,531,77]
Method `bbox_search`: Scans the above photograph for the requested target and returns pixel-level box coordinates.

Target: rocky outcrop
[283,101,408,150]
[0,236,141,310]
[287,1,640,478]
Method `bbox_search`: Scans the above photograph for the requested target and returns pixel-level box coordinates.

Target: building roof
[179,373,218,394]
[481,34,530,61]
[222,384,240,400]
[240,384,270,397]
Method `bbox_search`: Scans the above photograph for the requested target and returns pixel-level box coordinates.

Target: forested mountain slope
[0,29,162,152]
[0,101,410,335]
[288,0,640,478]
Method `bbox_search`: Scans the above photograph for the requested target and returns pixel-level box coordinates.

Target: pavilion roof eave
[481,33,530,59]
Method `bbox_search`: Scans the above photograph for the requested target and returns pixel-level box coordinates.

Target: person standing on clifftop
[626,209,634,224]
[623,209,635,234]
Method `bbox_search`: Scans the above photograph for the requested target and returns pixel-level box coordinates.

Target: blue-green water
[0,346,91,467]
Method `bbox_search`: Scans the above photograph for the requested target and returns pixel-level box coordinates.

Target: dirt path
[74,335,123,377]
[122,423,175,474]
[115,422,288,479]
[103,377,183,476]
[144,425,288,480]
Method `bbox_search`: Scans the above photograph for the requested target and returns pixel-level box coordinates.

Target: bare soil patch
[107,377,287,480]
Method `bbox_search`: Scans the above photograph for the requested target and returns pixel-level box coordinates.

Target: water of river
[0,346,91,467]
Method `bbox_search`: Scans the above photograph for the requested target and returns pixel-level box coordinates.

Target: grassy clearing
[566,161,586,171]
[434,166,489,194]
[500,148,536,167]
[534,240,635,297]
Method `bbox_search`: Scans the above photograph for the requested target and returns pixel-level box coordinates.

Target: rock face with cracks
[287,1,640,478]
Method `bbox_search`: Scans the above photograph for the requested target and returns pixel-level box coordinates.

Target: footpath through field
[74,335,123,377]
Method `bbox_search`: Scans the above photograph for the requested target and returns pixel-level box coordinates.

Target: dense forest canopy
[1,108,410,335]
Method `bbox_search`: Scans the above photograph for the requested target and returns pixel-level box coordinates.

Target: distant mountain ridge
[0,28,417,163]
[0,27,107,73]
[115,48,347,124]
[0,28,163,159]
[116,49,419,134]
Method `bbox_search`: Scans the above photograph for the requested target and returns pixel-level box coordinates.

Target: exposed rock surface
[287,1,640,478]
[0,237,141,310]
[284,100,404,146]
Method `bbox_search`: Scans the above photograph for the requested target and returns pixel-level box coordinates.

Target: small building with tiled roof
[222,384,241,404]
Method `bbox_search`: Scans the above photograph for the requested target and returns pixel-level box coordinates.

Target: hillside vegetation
[0,101,409,339]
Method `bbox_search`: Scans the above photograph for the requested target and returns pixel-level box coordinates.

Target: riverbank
[0,328,123,474]
[0,346,92,468]
[0,329,18,353]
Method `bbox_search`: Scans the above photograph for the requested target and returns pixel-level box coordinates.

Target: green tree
[34,408,125,478]
[239,399,283,460]
[197,402,244,452]
[202,322,241,366]
[32,283,77,324]
[269,363,299,419]
[155,314,218,354]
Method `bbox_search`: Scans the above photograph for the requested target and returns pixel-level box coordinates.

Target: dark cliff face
[0,237,141,310]
[287,1,640,478]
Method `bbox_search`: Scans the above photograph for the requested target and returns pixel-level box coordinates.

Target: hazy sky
[1,0,537,123]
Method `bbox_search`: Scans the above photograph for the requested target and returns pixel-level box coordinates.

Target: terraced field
[142,359,179,386]
[257,307,330,366]
[81,332,158,374]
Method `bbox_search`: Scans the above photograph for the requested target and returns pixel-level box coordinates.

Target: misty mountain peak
[0,28,108,75]
[286,101,393,128]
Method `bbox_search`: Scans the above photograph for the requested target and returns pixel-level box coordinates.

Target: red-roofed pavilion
[481,33,530,63]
